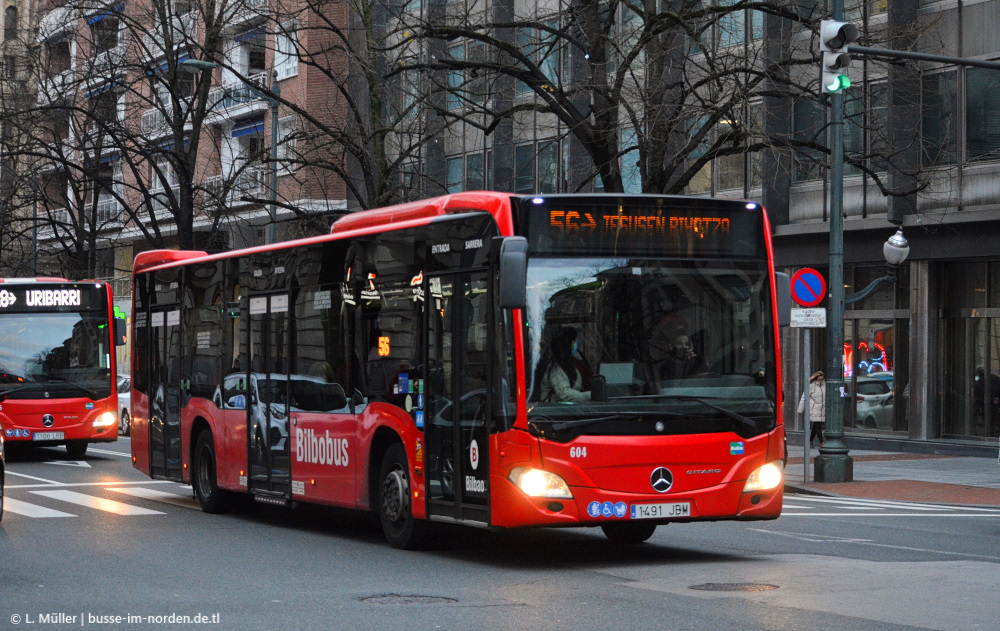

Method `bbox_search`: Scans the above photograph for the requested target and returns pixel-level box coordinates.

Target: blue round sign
[791,268,826,307]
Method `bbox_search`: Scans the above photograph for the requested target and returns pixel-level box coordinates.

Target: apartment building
[30,0,349,308]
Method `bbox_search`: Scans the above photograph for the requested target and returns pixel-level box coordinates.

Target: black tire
[66,441,88,458]
[601,522,657,544]
[119,409,130,436]
[193,430,233,514]
[0,466,5,524]
[378,443,428,549]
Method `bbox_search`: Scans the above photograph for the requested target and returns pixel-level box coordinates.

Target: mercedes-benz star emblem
[650,467,673,493]
[42,414,55,428]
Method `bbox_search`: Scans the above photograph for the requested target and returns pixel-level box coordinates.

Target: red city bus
[130,193,787,547]
[0,279,126,457]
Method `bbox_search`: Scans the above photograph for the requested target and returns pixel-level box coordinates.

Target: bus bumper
[490,474,783,528]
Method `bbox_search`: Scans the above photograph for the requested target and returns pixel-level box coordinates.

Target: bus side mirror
[775,272,791,327]
[498,237,528,309]
[114,317,128,346]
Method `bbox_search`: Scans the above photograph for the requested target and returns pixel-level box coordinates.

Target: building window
[276,116,297,175]
[514,143,535,193]
[4,6,16,42]
[966,68,1000,163]
[466,152,484,190]
[921,70,957,166]
[793,99,824,182]
[446,43,464,110]
[446,156,462,193]
[621,128,641,193]
[275,20,298,80]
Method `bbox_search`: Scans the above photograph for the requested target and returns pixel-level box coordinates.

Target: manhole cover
[361,594,458,605]
[689,583,779,592]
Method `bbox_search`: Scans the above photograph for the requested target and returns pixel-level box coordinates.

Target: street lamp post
[180,59,280,244]
[815,227,910,482]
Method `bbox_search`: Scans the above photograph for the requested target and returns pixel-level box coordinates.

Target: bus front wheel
[601,522,657,544]
[378,443,428,549]
[194,430,232,514]
[66,441,88,458]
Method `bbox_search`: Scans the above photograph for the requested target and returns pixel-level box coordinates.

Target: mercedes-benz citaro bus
[130,193,789,548]
[0,278,126,458]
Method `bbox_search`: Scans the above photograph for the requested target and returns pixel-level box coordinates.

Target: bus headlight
[93,412,117,428]
[508,467,573,499]
[743,462,783,492]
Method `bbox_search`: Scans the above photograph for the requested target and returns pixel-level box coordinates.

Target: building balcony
[205,164,268,209]
[38,5,79,42]
[93,43,126,74]
[96,197,123,226]
[37,69,73,106]
[208,71,268,110]
[149,187,181,218]
[37,207,71,240]
[144,11,199,58]
[221,0,268,32]
[141,102,191,137]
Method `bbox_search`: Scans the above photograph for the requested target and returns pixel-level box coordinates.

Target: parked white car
[855,376,893,430]
[117,374,131,436]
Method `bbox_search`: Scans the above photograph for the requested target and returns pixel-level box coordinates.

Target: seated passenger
[659,332,707,380]
[539,327,591,403]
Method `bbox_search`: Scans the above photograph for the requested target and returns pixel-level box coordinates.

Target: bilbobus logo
[295,428,349,466]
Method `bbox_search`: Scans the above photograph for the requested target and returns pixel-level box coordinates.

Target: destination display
[522,198,765,258]
[0,284,108,312]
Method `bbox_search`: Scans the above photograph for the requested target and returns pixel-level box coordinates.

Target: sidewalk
[784,442,1000,506]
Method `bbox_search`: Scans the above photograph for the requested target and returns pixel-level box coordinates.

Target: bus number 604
[570,447,587,458]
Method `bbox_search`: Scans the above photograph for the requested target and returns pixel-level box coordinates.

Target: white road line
[7,480,179,489]
[795,495,1000,512]
[2,497,76,518]
[107,487,198,509]
[88,448,132,458]
[790,496,953,511]
[6,471,62,484]
[30,490,165,516]
[781,513,1000,517]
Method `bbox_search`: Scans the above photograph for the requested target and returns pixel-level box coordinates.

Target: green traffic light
[825,74,852,93]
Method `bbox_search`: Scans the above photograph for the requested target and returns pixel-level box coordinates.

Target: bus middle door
[424,272,490,526]
[149,307,183,481]
[246,294,291,499]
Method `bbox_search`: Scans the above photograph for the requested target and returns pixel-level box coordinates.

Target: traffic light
[819,20,859,94]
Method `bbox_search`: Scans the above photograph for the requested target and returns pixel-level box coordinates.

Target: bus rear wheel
[66,441,88,458]
[601,522,657,544]
[378,443,428,549]
[194,430,232,514]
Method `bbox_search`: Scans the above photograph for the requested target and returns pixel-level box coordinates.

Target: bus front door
[424,273,490,526]
[246,294,291,498]
[149,308,183,481]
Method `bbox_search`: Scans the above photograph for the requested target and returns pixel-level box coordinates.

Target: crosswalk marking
[782,495,1000,517]
[107,487,198,509]
[30,490,165,516]
[3,497,76,518]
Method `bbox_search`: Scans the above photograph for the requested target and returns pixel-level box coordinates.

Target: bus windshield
[525,257,776,441]
[0,312,113,399]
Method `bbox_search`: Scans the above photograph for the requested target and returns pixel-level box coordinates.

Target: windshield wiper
[612,394,758,431]
[0,385,36,401]
[46,378,100,399]
[531,411,686,433]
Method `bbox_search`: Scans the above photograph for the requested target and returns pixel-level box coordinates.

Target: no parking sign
[790,268,826,308]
